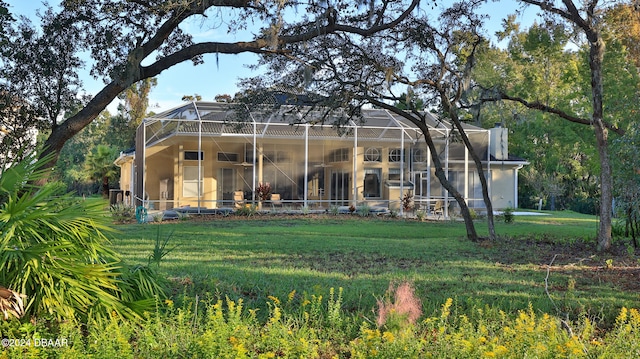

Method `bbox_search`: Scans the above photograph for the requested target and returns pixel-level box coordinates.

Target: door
[413,171,430,209]
[218,167,236,206]
[330,170,350,206]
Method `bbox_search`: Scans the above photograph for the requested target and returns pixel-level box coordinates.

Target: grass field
[109,211,639,328]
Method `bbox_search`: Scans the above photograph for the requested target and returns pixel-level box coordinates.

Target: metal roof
[143,101,487,147]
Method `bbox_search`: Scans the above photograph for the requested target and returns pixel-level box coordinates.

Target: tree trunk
[102,176,110,199]
[41,81,128,171]
[415,115,480,242]
[368,99,480,241]
[443,97,497,240]
[589,34,612,251]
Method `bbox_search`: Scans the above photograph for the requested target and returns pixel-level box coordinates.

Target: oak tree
[0,0,419,169]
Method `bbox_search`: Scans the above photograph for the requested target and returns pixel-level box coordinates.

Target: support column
[353,126,358,206]
[400,128,405,215]
[464,145,469,205]
[444,130,450,218]
[304,125,309,208]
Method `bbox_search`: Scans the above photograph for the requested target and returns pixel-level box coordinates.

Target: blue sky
[6,1,537,114]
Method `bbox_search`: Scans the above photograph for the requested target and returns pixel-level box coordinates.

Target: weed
[605,258,614,269]
[148,227,179,268]
[376,281,422,330]
[415,209,427,221]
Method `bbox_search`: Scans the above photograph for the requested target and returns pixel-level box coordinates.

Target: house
[115,101,528,216]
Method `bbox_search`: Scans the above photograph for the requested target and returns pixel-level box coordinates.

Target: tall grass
[3,288,639,358]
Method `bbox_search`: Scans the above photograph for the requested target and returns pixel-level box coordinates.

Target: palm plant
[84,144,119,198]
[0,152,161,321]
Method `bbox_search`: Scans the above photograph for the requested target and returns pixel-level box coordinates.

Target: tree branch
[492,91,625,136]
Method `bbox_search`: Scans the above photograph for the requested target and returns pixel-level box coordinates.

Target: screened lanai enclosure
[115,101,527,217]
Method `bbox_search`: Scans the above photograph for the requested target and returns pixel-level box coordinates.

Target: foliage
[0,152,162,321]
[611,125,640,247]
[84,144,119,198]
[503,207,515,224]
[483,0,636,251]
[329,205,340,216]
[110,203,135,223]
[255,182,271,202]
[0,4,86,161]
[148,226,178,268]
[357,203,371,217]
[0,0,419,169]
[235,204,258,217]
[401,192,414,212]
[2,289,640,358]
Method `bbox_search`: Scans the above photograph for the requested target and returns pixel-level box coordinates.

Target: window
[183,166,203,197]
[245,146,254,163]
[388,169,401,181]
[330,148,349,163]
[217,152,239,162]
[263,151,290,163]
[388,148,404,163]
[412,148,426,163]
[364,147,381,162]
[184,151,204,160]
[363,168,381,198]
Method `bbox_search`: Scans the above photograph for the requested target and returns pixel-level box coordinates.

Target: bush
[235,204,258,216]
[0,152,163,322]
[110,203,135,223]
[503,207,515,223]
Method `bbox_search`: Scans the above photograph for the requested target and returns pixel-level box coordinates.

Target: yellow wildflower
[267,295,280,305]
[382,331,395,343]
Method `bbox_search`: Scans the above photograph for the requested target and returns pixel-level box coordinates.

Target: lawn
[109,211,639,328]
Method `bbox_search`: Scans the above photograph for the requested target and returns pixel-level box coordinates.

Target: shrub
[255,182,271,201]
[503,207,515,223]
[235,204,258,216]
[110,203,135,223]
[0,152,162,321]
[358,203,371,217]
[401,192,414,212]
[329,205,340,216]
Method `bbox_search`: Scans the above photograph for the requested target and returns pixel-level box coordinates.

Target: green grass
[108,211,638,327]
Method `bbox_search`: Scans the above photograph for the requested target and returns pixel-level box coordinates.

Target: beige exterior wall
[117,135,524,212]
[491,167,517,209]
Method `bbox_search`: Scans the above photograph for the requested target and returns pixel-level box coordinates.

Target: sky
[5,1,538,114]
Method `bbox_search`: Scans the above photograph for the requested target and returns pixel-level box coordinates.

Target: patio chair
[432,200,444,219]
[270,193,282,209]
[234,191,245,208]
